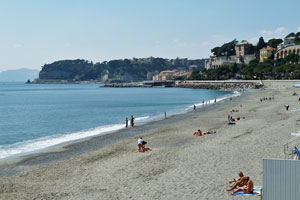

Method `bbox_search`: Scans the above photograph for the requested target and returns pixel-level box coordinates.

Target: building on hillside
[205,40,256,69]
[284,35,295,46]
[147,71,158,80]
[235,40,255,63]
[153,70,177,81]
[205,56,239,69]
[275,45,300,59]
[235,40,252,57]
[260,47,276,62]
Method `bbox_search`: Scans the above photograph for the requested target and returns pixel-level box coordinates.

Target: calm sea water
[0,82,237,159]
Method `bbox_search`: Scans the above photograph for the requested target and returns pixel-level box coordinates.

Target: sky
[0,0,299,72]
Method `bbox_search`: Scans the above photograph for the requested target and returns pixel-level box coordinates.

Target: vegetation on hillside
[190,54,300,80]
[39,58,205,82]
[39,32,300,82]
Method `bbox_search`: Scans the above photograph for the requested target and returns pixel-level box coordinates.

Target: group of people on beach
[260,96,274,102]
[196,98,217,108]
[193,129,216,136]
[227,172,254,195]
[227,104,244,125]
[125,116,135,128]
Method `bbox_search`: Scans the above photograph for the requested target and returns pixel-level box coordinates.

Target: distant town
[205,32,300,71]
[32,31,300,84]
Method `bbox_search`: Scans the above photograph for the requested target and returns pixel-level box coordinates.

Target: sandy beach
[0,81,299,200]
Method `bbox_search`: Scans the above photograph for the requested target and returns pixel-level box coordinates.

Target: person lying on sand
[193,130,216,136]
[231,176,253,195]
[205,130,216,134]
[193,129,202,136]
[227,172,244,191]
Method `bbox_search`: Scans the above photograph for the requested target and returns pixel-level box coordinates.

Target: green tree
[211,47,220,56]
[253,62,272,74]
[211,39,237,57]
[268,38,283,48]
[188,70,202,80]
[285,32,295,38]
[256,37,267,51]
[295,32,300,45]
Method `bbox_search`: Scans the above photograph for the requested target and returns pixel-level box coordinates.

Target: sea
[0,82,239,159]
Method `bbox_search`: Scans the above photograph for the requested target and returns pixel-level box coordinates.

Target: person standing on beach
[285,104,290,111]
[164,112,167,119]
[194,104,196,110]
[214,98,216,103]
[130,115,135,127]
[125,117,128,128]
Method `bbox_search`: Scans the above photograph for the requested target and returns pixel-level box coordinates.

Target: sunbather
[231,176,253,195]
[193,129,216,136]
[193,129,202,136]
[205,130,216,134]
[227,172,244,191]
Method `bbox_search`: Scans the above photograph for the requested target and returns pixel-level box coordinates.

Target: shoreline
[0,89,250,176]
[1,82,298,199]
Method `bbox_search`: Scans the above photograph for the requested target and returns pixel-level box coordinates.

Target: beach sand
[0,81,299,200]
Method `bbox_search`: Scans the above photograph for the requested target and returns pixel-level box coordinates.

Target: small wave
[135,116,150,121]
[0,123,125,159]
[186,91,241,110]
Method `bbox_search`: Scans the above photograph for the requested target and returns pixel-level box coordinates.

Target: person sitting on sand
[228,116,235,124]
[231,176,254,195]
[228,115,234,123]
[227,172,244,191]
[293,92,298,96]
[138,137,144,152]
[142,140,147,150]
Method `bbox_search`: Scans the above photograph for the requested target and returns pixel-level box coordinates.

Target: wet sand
[0,81,299,199]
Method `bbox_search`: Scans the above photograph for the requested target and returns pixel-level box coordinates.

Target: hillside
[0,68,39,82]
[38,58,205,82]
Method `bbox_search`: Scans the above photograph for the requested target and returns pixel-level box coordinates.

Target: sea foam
[0,123,125,159]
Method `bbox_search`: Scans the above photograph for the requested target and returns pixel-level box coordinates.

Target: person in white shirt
[138,137,144,152]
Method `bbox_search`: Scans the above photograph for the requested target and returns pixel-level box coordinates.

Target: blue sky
[0,0,299,71]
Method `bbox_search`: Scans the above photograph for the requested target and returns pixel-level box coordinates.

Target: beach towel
[132,148,150,153]
[228,122,236,125]
[295,146,300,160]
[231,186,262,196]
